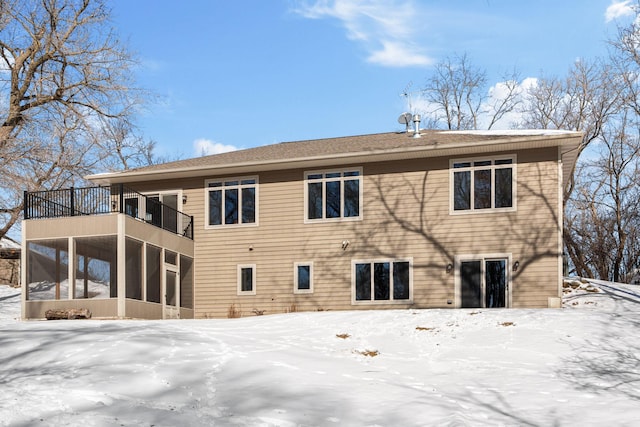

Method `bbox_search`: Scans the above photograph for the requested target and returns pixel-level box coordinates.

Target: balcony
[24,185,193,239]
[22,185,195,320]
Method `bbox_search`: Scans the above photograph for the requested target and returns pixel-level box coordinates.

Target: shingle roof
[122,131,516,172]
[88,129,582,184]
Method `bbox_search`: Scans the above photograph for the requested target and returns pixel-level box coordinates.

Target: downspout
[558,145,564,300]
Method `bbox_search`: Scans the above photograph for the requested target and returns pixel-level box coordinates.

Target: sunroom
[21,185,195,320]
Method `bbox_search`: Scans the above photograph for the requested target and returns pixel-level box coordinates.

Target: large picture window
[451,156,515,213]
[352,259,412,304]
[206,177,257,227]
[305,169,362,222]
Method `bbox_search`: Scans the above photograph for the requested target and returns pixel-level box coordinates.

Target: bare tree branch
[0,0,157,239]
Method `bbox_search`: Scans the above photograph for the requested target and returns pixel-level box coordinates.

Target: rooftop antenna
[400,81,415,112]
[400,81,423,137]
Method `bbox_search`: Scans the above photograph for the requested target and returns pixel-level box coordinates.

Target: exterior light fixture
[513,261,520,272]
[182,194,188,205]
[341,240,350,250]
[446,263,453,274]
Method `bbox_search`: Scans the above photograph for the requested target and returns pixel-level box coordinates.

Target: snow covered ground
[0,281,639,427]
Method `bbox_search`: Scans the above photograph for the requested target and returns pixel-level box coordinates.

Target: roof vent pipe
[412,114,421,138]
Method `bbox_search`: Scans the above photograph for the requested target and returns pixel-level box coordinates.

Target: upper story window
[205,177,257,228]
[305,168,362,222]
[451,156,516,213]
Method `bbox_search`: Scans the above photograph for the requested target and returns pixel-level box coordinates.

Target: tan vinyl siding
[166,145,562,317]
[25,298,118,319]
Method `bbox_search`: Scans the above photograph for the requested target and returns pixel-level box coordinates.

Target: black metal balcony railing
[24,185,194,240]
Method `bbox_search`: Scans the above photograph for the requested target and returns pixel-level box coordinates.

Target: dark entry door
[460,258,508,308]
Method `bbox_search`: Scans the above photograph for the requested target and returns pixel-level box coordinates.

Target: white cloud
[605,0,634,23]
[367,40,432,67]
[292,0,432,67]
[193,138,238,156]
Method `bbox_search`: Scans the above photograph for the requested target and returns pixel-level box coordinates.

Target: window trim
[237,264,256,295]
[304,167,363,223]
[351,258,413,305]
[449,155,517,215]
[293,262,314,294]
[205,176,259,229]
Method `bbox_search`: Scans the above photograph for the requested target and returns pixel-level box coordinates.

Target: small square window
[237,264,256,295]
[294,262,313,294]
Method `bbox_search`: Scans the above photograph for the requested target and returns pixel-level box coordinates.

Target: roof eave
[88,132,583,185]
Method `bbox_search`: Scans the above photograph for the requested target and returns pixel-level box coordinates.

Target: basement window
[294,262,313,294]
[237,264,256,295]
[352,259,412,304]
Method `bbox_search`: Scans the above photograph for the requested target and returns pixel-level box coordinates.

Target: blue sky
[110,0,635,158]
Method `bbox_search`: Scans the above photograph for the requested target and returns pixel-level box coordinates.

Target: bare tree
[518,58,623,199]
[422,54,486,130]
[94,116,157,171]
[420,54,522,130]
[565,112,640,281]
[518,58,638,281]
[609,1,640,149]
[556,6,640,281]
[484,70,522,130]
[0,0,153,239]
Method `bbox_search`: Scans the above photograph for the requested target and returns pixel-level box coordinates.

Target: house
[21,128,582,319]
